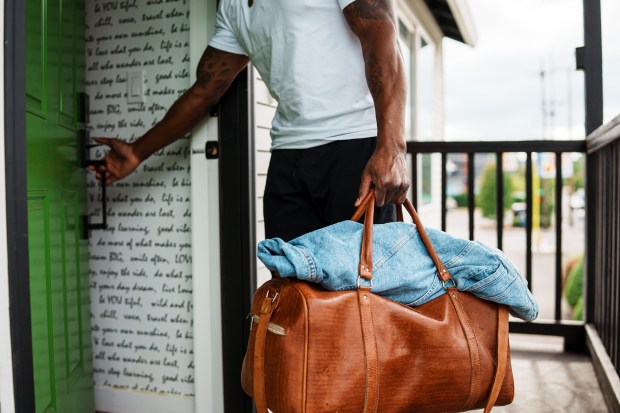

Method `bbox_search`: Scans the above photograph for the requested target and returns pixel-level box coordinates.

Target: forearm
[132,87,217,161]
[132,47,249,161]
[344,0,407,154]
[363,34,407,153]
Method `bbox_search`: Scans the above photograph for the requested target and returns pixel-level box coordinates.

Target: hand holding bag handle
[351,191,509,413]
[351,191,453,285]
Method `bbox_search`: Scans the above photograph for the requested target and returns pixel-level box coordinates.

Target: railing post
[441,153,447,232]
[580,0,603,324]
[555,152,563,322]
[495,152,504,250]
[411,151,418,209]
[467,153,475,241]
[525,152,533,289]
[579,0,603,134]
[585,152,598,324]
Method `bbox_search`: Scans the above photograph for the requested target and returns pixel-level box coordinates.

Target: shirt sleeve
[208,0,247,56]
[338,0,356,10]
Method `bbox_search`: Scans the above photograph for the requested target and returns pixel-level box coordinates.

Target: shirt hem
[270,131,378,151]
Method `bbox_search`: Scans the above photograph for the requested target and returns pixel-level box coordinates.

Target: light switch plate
[127,70,144,103]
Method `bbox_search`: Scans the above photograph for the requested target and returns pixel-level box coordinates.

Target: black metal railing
[407,140,587,350]
[586,114,620,375]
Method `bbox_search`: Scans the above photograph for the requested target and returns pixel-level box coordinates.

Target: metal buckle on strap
[442,277,457,289]
[266,290,279,304]
[357,275,374,290]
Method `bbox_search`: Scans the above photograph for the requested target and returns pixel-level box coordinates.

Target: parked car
[570,188,585,210]
[511,202,527,227]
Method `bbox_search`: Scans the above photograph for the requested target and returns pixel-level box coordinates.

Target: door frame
[217,67,256,413]
[189,0,256,411]
[3,0,37,411]
[188,0,228,411]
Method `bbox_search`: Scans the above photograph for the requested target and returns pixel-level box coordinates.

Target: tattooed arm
[343,0,409,207]
[92,47,249,184]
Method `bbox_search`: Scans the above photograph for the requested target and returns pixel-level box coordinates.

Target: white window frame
[396,0,444,213]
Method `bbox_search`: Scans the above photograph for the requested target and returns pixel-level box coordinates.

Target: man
[93,0,409,241]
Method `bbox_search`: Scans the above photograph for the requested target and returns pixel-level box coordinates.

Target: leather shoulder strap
[358,288,379,413]
[253,293,278,413]
[447,289,482,411]
[483,305,510,413]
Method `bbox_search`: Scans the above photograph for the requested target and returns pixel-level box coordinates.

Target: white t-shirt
[208,0,377,150]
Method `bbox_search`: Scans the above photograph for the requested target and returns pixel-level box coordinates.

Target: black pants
[263,137,396,241]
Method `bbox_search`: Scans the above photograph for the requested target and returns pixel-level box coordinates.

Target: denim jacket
[257,221,538,321]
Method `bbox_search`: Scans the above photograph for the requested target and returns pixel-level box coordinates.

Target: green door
[26,0,94,411]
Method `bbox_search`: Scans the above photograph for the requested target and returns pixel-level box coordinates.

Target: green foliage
[573,296,583,321]
[512,192,526,203]
[452,193,469,207]
[564,255,584,320]
[476,164,513,219]
[539,179,556,228]
[572,156,585,190]
[511,174,526,194]
[564,257,583,306]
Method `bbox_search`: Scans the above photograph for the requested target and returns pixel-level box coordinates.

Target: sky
[443,0,620,141]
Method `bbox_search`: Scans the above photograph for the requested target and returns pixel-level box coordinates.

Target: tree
[476,163,513,219]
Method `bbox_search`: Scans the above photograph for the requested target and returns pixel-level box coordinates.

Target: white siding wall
[253,68,276,288]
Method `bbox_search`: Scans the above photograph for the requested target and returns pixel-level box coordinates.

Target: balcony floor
[473,334,608,412]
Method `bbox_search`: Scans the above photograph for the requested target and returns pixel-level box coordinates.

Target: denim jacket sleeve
[425,228,539,321]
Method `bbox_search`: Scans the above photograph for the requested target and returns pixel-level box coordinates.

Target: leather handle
[358,192,375,280]
[351,190,375,222]
[351,191,453,284]
[483,305,510,412]
[400,201,453,283]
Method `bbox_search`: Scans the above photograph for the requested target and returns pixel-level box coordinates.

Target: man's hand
[357,146,409,207]
[344,0,410,207]
[89,137,143,185]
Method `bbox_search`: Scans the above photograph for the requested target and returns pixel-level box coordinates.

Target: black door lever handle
[79,129,108,238]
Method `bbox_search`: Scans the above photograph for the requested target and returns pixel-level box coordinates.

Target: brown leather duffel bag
[242,193,514,413]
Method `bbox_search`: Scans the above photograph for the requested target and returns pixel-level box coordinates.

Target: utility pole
[567,68,573,139]
[540,64,547,139]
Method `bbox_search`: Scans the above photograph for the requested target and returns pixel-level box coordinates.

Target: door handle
[80,128,108,239]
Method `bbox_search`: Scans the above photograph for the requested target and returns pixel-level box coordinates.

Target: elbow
[187,84,216,116]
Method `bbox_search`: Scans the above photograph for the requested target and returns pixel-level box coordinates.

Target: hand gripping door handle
[80,128,108,239]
